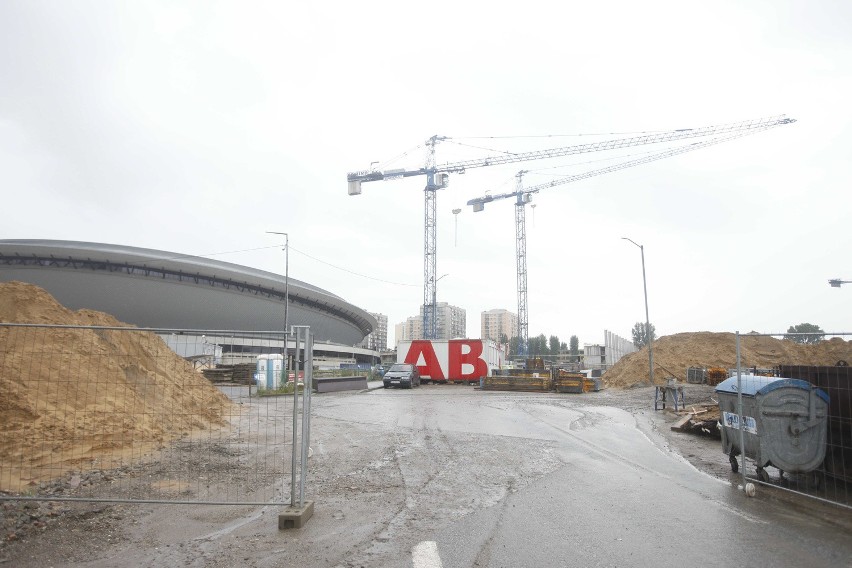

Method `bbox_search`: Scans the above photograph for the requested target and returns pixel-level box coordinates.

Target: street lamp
[622,237,654,385]
[267,231,290,362]
[829,279,851,288]
[452,209,461,247]
[431,273,449,338]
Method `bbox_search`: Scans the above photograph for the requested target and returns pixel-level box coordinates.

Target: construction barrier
[482,375,552,392]
[0,324,314,507]
[726,331,851,509]
[554,374,602,393]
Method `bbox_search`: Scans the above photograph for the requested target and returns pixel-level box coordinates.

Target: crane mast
[422,135,444,339]
[346,116,795,344]
[514,172,530,356]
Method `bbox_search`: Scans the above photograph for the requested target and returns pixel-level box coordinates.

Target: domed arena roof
[0,240,375,345]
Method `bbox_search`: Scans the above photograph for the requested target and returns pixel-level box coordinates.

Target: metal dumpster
[715,374,830,482]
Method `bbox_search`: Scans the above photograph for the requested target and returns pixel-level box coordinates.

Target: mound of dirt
[0,281,232,492]
[604,331,852,388]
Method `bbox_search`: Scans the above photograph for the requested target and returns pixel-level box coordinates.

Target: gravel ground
[0,383,788,566]
[583,383,729,478]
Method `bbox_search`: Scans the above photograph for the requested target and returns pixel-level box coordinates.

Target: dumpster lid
[715,374,830,403]
[715,374,776,396]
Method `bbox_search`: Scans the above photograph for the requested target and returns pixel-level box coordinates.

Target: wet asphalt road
[329,384,852,568]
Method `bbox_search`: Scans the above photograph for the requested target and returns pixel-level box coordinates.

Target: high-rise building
[421,302,466,339]
[398,302,466,342]
[395,316,423,344]
[360,312,388,351]
[394,321,405,346]
[481,309,518,342]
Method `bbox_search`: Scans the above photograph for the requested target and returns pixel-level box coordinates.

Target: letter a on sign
[404,341,445,381]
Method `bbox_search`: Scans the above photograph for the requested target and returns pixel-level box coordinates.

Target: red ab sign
[402,340,489,381]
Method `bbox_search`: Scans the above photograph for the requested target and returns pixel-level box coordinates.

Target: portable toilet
[255,355,269,389]
[256,354,284,389]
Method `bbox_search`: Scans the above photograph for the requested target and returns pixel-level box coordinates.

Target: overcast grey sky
[2,1,850,348]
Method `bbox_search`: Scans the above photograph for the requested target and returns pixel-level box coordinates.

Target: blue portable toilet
[256,354,284,389]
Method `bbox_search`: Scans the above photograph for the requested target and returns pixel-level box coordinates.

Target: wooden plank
[671,415,692,431]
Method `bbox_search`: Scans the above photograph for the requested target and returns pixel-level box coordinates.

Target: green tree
[499,332,509,346]
[632,322,656,348]
[509,336,521,358]
[527,334,547,357]
[528,335,539,356]
[549,335,560,357]
[569,335,579,362]
[783,323,824,344]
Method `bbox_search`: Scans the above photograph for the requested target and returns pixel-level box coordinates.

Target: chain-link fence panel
[0,324,312,506]
[723,331,851,509]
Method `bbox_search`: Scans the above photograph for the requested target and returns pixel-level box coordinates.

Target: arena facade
[0,239,378,365]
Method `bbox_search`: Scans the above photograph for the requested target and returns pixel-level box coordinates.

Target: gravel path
[0,383,792,567]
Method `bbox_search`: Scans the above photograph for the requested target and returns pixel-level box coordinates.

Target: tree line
[629,321,826,347]
[490,321,826,363]
[497,333,580,360]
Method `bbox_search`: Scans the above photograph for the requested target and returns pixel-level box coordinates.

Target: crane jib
[465,123,792,207]
[347,116,795,185]
[346,168,427,182]
[345,114,795,356]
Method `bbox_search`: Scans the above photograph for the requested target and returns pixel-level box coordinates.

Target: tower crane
[466,124,797,356]
[347,116,795,340]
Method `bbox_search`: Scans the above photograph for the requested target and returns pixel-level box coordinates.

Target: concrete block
[279,500,314,529]
[313,376,368,393]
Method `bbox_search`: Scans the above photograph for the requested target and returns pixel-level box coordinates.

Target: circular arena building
[0,239,377,365]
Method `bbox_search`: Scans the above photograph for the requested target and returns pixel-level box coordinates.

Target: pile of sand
[0,281,232,492]
[604,331,852,388]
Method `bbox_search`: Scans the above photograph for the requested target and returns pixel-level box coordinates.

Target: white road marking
[412,540,443,568]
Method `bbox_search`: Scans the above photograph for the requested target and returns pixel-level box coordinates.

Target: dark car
[383,363,421,389]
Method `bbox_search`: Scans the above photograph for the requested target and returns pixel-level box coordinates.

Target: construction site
[2,114,850,563]
[0,94,847,568]
[1,281,851,567]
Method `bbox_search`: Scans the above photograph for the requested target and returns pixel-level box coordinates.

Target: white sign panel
[722,411,757,434]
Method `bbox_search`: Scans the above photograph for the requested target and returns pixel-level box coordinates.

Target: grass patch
[255,382,305,396]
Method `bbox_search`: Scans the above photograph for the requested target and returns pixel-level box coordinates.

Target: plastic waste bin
[715,374,830,482]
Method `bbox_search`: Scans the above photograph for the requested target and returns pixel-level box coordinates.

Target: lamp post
[267,231,290,362]
[266,231,296,504]
[432,273,449,339]
[452,209,461,247]
[622,237,654,385]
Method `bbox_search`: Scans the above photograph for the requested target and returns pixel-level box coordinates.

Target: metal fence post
[736,332,747,491]
[299,330,313,506]
[290,327,300,507]
[278,326,314,529]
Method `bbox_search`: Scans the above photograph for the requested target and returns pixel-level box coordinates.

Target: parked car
[383,363,420,389]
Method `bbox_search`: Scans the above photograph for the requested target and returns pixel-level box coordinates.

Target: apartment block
[397,302,466,342]
[480,308,518,342]
[360,312,388,351]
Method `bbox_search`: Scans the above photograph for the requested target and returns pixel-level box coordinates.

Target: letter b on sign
[449,340,487,379]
